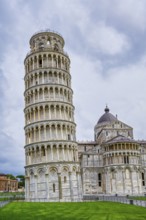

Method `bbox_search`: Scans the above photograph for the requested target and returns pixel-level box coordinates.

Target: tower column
[69,172,73,201]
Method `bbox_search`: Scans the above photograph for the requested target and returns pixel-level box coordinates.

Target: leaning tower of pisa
[24,30,82,201]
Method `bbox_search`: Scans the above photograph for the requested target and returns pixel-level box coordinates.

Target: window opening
[53,183,55,192]
[39,59,42,67]
[98,173,102,187]
[124,156,129,164]
[68,134,71,141]
[142,173,145,186]
[64,176,67,183]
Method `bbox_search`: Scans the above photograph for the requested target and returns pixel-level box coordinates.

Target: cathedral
[24,30,146,201]
[79,106,146,196]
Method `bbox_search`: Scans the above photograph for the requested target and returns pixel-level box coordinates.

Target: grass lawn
[0,202,146,220]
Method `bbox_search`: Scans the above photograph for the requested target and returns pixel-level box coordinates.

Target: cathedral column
[122,169,125,194]
[107,170,111,194]
[136,170,140,193]
[144,169,146,187]
[76,171,82,200]
[76,172,80,199]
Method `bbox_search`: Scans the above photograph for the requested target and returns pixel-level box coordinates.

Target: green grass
[0,202,146,220]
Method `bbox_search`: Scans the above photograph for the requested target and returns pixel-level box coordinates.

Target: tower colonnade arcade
[25,70,71,89]
[25,164,82,202]
[25,85,73,106]
[25,122,76,144]
[25,143,78,165]
[24,103,74,125]
[24,30,82,202]
[24,50,70,74]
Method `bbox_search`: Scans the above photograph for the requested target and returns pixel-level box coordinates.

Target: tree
[6,174,16,180]
[16,175,25,188]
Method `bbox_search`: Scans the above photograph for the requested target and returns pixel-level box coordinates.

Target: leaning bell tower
[24,30,82,201]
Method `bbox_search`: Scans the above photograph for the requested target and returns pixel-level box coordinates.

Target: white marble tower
[24,30,82,201]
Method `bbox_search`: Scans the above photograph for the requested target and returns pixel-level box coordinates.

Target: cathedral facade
[24,30,146,201]
[79,106,146,196]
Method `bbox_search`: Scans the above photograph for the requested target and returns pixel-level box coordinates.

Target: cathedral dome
[97,106,117,124]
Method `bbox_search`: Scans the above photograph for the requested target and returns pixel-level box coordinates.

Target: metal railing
[31,29,63,39]
[0,201,10,208]
[26,47,69,58]
[83,195,146,207]
[0,195,25,208]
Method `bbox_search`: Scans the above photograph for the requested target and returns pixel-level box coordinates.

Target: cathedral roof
[104,135,138,145]
[97,106,117,125]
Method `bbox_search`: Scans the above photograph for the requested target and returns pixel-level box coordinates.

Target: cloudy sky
[0,0,146,175]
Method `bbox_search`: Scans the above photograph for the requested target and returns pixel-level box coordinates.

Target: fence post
[129,200,133,205]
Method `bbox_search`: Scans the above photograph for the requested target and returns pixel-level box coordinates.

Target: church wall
[104,167,143,195]
[79,117,146,196]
